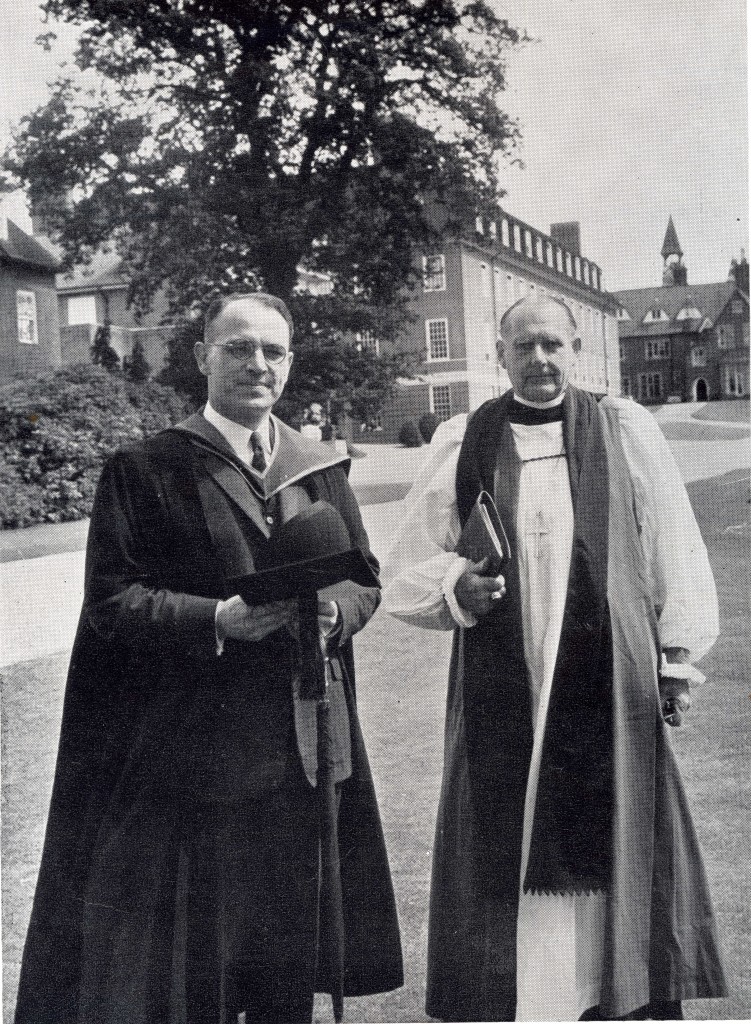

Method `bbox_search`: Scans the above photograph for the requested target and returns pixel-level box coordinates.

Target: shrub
[398,419,422,448]
[418,411,441,443]
[0,364,191,528]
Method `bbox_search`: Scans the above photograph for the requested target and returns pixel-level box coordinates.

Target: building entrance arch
[693,378,708,402]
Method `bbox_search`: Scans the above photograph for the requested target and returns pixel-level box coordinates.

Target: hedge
[0,364,191,528]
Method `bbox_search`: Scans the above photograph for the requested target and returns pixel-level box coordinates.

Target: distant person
[15,293,402,1024]
[301,401,325,441]
[385,295,726,1021]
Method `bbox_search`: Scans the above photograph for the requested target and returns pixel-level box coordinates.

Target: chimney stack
[550,222,581,256]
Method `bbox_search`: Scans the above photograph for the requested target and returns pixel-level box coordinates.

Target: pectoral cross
[527,510,549,559]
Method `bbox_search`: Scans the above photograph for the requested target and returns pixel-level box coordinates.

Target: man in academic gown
[15,293,403,1024]
[384,296,726,1021]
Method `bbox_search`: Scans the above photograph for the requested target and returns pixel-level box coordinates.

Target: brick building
[372,212,619,440]
[0,218,61,381]
[614,220,750,404]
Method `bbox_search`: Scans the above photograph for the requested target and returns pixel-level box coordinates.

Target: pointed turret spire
[661,216,683,260]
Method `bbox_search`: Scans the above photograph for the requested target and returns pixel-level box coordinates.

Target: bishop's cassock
[384,385,726,1021]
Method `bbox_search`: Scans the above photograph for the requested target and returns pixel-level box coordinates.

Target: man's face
[194,299,293,426]
[499,299,581,402]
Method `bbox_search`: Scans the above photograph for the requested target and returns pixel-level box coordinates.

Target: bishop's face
[499,299,581,403]
[194,298,293,427]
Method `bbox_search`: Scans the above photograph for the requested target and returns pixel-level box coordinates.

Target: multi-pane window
[621,375,632,397]
[426,318,449,360]
[356,331,379,356]
[645,338,670,360]
[691,346,706,368]
[619,342,626,362]
[431,383,452,420]
[423,254,446,292]
[638,372,663,400]
[17,290,38,345]
[717,324,735,350]
[725,367,745,396]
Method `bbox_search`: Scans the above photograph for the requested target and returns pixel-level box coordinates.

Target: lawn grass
[692,399,750,424]
[2,472,749,1022]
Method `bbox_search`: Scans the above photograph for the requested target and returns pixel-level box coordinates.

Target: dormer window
[617,306,631,322]
[643,308,669,324]
[677,305,701,321]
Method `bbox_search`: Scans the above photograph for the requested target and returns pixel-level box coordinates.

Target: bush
[398,419,423,448]
[0,364,191,528]
[418,411,441,443]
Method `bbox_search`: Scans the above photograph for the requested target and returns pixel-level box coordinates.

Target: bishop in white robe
[383,296,726,1021]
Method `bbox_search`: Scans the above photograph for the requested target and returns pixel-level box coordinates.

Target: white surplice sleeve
[604,397,719,663]
[382,414,476,630]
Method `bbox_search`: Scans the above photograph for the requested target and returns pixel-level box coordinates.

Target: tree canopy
[7,0,524,418]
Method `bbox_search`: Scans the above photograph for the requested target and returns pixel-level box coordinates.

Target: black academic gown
[14,413,403,1024]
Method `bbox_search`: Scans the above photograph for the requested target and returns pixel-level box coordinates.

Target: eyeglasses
[206,341,291,365]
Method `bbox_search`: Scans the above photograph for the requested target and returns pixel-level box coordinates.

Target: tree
[91,321,119,371]
[7,0,525,415]
[123,335,151,382]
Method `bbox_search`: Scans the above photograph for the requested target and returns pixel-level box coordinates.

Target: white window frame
[724,367,745,396]
[425,318,450,361]
[355,330,379,356]
[67,294,98,326]
[422,254,446,292]
[17,290,38,345]
[638,371,663,400]
[717,324,735,350]
[430,383,452,420]
[645,338,670,360]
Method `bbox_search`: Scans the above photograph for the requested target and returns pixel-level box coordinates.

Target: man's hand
[216,595,295,644]
[661,647,692,727]
[454,557,506,618]
[318,598,340,638]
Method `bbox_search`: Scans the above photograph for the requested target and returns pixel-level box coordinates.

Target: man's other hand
[216,596,295,643]
[454,557,506,618]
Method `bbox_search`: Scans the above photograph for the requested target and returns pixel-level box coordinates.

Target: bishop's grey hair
[498,295,578,341]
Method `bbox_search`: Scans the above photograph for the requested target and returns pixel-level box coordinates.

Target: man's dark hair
[498,294,578,341]
[204,292,295,343]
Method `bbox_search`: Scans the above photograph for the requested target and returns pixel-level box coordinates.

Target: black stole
[455,386,613,896]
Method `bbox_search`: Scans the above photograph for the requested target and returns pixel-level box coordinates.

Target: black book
[455,491,511,576]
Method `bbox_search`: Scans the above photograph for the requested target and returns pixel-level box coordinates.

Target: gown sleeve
[606,397,719,663]
[382,414,476,630]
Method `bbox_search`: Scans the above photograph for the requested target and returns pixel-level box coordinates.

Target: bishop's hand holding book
[453,491,511,618]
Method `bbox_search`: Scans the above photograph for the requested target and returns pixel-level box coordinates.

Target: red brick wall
[0,265,61,380]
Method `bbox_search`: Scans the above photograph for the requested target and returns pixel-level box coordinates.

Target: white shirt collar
[512,390,566,410]
[203,402,275,470]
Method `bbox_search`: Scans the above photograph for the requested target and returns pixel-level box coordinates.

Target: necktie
[249,431,267,473]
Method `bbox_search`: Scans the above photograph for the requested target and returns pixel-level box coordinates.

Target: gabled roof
[614,280,744,337]
[0,219,60,272]
[661,216,683,260]
[56,248,127,293]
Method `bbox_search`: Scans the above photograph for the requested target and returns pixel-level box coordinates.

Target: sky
[1,0,748,292]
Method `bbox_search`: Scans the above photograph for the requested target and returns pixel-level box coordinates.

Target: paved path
[1,414,749,668]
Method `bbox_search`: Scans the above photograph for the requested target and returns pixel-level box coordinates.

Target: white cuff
[442,556,477,628]
[214,604,225,656]
[659,654,705,685]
